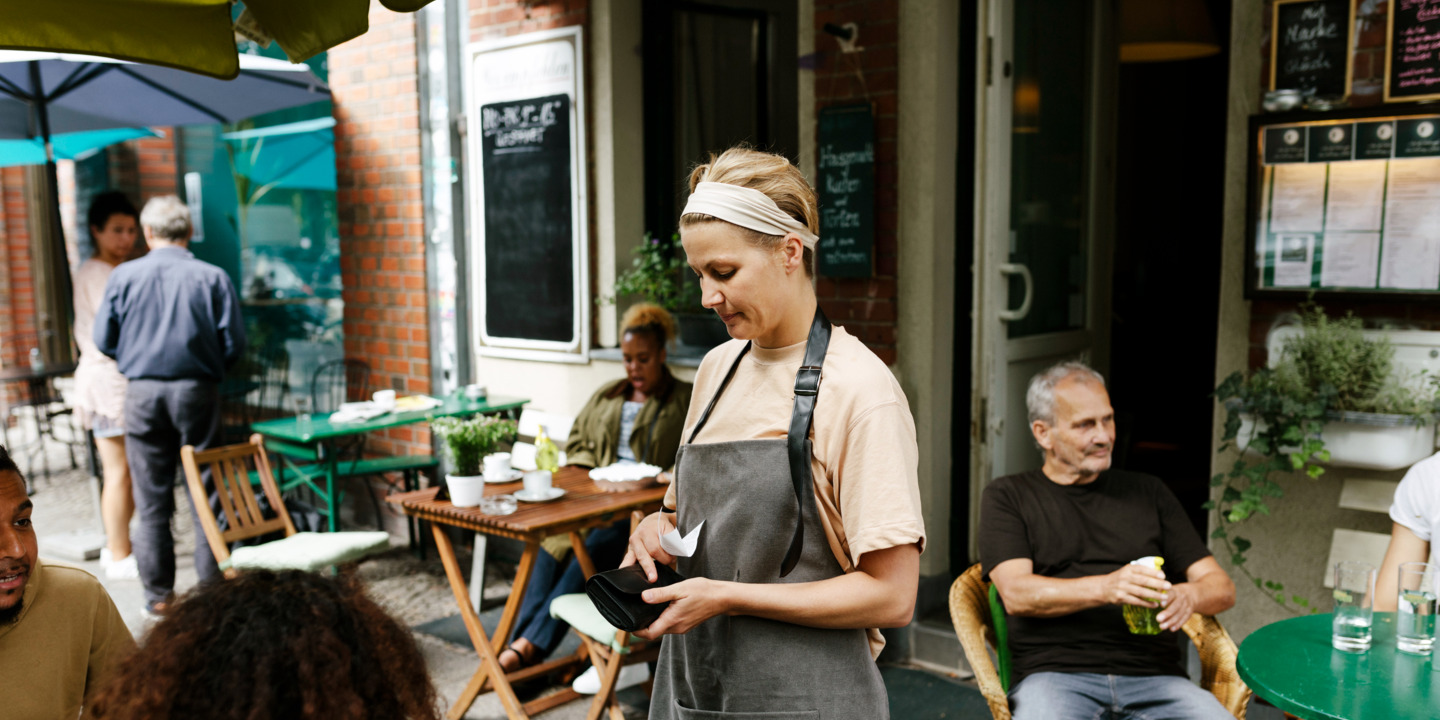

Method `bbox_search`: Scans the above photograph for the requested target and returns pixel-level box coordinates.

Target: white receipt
[660,521,704,558]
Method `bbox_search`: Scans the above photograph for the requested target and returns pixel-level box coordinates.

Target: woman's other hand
[656,470,673,484]
[633,578,731,640]
[621,511,677,581]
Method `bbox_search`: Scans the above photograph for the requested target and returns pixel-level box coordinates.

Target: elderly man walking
[94,195,246,616]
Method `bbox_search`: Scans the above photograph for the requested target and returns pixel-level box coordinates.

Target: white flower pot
[1237,414,1437,471]
[447,474,486,507]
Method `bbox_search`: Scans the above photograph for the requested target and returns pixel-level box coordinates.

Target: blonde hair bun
[621,302,677,346]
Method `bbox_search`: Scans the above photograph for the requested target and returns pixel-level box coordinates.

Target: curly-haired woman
[84,569,440,720]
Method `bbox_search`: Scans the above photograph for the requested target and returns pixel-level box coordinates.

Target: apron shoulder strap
[781,305,830,577]
[685,341,752,445]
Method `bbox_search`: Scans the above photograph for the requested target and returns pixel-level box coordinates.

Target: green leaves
[430,415,518,477]
[599,232,701,314]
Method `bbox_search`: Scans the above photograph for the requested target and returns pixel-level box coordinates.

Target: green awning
[0,0,436,80]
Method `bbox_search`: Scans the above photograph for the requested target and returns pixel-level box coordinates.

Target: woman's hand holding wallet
[621,510,678,582]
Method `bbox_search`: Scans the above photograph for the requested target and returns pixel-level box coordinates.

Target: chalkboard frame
[1384,0,1440,104]
[1245,104,1440,303]
[464,26,590,363]
[1269,0,1355,98]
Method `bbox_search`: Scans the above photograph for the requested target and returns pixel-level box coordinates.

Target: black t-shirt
[978,469,1211,685]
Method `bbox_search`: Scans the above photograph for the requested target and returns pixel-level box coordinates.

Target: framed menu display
[1248,106,1440,299]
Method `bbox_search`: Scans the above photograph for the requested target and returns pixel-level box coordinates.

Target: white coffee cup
[373,388,397,410]
[484,452,512,481]
[523,469,552,495]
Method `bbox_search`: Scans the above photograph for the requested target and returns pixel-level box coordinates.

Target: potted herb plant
[1212,303,1440,613]
[599,232,728,348]
[430,415,517,507]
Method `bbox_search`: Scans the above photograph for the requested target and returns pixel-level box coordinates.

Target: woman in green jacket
[500,303,692,687]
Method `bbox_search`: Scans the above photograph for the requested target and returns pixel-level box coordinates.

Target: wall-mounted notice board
[1270,0,1354,97]
[1248,106,1440,300]
[466,26,588,362]
[816,104,875,278]
[1386,0,1440,103]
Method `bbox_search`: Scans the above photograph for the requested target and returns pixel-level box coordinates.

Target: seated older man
[979,361,1236,720]
[0,444,134,718]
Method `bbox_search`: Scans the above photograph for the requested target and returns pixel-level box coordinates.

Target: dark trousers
[510,521,630,657]
[124,378,222,608]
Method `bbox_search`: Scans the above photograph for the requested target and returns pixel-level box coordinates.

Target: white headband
[681,181,818,250]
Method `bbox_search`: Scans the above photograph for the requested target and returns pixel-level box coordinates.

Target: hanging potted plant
[598,232,727,349]
[1212,303,1440,613]
[430,415,517,507]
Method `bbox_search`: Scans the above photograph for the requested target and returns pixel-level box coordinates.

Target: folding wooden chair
[180,434,389,575]
[548,510,658,720]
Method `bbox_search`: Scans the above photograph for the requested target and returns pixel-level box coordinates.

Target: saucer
[514,487,567,503]
[484,469,523,484]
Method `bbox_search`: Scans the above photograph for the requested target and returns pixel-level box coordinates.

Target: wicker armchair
[948,564,1251,720]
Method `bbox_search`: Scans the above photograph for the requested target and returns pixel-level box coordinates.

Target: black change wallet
[585,562,687,632]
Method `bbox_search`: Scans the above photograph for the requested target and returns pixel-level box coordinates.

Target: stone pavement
[16,431,637,719]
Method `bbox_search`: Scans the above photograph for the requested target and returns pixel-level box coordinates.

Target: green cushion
[549,593,632,652]
[989,583,1012,692]
[224,531,390,572]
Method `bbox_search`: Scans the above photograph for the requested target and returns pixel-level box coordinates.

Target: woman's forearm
[719,544,919,629]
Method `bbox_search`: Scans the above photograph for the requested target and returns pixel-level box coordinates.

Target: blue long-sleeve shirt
[94,246,246,382]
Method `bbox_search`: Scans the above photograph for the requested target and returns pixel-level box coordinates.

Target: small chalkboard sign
[816,104,875,278]
[1270,0,1353,97]
[479,93,574,344]
[1385,0,1440,103]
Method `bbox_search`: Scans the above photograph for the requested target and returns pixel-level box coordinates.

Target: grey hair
[139,195,192,242]
[1026,361,1106,425]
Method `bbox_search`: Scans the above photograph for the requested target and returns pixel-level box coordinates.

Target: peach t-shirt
[665,326,926,657]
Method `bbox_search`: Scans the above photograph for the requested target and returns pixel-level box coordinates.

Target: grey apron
[650,310,889,720]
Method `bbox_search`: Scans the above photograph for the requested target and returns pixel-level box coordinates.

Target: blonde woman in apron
[624,147,926,719]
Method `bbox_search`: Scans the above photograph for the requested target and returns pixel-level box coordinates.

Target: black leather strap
[681,306,831,578]
[781,306,830,577]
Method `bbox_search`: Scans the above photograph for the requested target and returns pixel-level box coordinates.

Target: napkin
[660,520,703,558]
[590,462,663,482]
[394,394,442,412]
[328,401,387,424]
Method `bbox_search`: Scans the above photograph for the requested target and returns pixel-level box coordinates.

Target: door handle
[998,263,1033,322]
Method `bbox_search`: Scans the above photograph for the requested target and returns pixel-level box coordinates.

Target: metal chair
[948,564,1252,719]
[220,344,290,444]
[0,331,80,481]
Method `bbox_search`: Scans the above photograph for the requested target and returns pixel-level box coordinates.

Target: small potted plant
[430,415,517,507]
[599,232,727,348]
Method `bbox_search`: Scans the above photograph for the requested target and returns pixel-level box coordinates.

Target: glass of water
[293,396,313,438]
[1397,561,1437,656]
[1332,561,1376,652]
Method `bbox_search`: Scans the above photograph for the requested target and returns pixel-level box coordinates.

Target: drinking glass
[1397,561,1437,655]
[294,396,313,438]
[1332,561,1376,652]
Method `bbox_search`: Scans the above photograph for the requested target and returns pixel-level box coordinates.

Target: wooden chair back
[947,563,1251,720]
[180,434,298,568]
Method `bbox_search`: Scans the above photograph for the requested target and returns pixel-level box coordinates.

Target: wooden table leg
[433,525,527,720]
[491,542,539,654]
[570,531,597,579]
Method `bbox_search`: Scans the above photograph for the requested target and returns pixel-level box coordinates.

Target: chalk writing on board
[1271,0,1351,97]
[817,105,875,278]
[1388,0,1440,101]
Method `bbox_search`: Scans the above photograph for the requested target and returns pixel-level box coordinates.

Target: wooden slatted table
[389,467,666,720]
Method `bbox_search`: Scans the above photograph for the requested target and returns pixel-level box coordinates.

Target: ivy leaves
[600,232,701,314]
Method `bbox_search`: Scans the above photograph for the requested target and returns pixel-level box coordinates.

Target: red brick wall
[330,5,430,456]
[0,167,37,359]
[107,133,179,203]
[1249,1,1440,369]
[813,1,900,365]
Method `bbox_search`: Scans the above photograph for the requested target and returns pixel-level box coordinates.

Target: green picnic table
[250,392,528,532]
[1237,612,1440,720]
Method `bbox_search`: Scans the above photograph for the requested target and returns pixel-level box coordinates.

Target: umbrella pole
[28,61,75,367]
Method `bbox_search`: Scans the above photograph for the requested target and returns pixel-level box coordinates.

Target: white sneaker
[572,663,650,695]
[103,552,140,581]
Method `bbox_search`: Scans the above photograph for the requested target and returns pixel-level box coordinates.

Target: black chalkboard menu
[816,104,875,278]
[1386,0,1440,103]
[1270,0,1353,97]
[479,93,574,344]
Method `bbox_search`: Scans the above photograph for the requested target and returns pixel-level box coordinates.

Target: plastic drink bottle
[534,424,560,472]
[1123,556,1166,635]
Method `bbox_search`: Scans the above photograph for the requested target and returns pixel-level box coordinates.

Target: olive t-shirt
[979,469,1211,685]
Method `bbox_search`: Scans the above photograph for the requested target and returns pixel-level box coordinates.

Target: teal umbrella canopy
[0,127,158,168]
[222,116,335,191]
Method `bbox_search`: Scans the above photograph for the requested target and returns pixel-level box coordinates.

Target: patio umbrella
[0,0,436,80]
[222,117,337,193]
[0,49,330,364]
[0,127,158,168]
